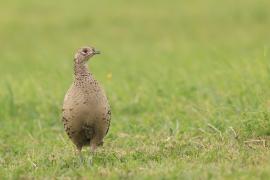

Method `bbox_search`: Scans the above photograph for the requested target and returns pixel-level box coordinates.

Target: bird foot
[88,148,95,166]
[88,155,93,166]
[79,154,84,165]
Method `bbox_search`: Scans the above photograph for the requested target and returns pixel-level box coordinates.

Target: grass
[1,0,270,179]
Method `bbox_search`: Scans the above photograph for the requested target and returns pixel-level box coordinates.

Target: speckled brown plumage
[62,46,111,152]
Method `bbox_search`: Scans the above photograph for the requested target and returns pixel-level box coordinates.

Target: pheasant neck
[74,62,90,77]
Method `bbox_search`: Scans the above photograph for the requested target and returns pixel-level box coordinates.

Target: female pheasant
[62,46,111,154]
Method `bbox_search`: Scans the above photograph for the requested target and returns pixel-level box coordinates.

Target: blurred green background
[1,0,270,179]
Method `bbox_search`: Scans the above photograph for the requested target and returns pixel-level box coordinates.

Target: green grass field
[1,0,270,179]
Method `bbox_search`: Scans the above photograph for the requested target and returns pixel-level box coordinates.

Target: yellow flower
[107,73,112,80]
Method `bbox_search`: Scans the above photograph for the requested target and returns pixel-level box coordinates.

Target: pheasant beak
[93,50,101,55]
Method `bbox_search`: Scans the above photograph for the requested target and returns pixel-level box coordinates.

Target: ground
[1,0,270,179]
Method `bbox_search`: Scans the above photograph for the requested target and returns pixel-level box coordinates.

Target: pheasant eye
[82,49,88,54]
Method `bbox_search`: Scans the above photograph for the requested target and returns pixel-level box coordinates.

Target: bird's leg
[76,146,84,165]
[88,141,97,166]
[90,142,97,152]
[88,144,96,166]
[76,146,82,154]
